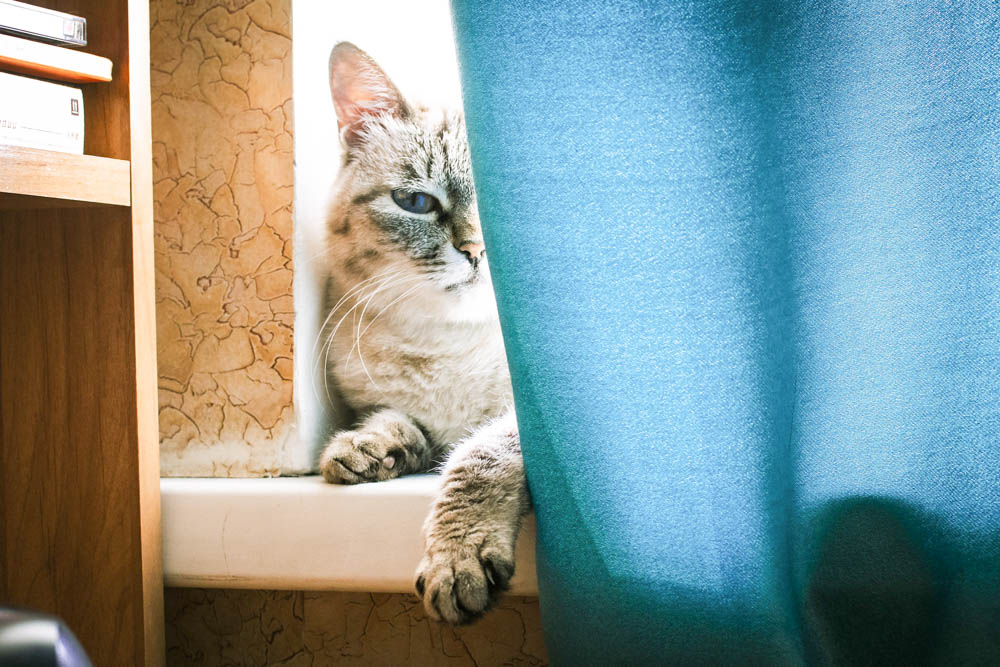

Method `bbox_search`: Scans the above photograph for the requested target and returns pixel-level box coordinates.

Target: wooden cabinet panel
[0,0,163,664]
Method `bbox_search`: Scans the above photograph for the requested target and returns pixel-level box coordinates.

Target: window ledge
[160,475,538,595]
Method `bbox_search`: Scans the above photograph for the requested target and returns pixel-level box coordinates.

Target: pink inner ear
[330,62,383,126]
[329,46,407,144]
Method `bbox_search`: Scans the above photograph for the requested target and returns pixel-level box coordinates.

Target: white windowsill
[160,475,539,595]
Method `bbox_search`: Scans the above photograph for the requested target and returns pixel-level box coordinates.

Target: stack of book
[0,0,112,154]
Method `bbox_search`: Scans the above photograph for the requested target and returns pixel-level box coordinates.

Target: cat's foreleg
[319,408,434,484]
[415,410,529,624]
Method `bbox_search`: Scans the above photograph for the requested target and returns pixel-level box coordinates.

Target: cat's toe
[319,453,363,484]
[415,541,514,624]
[319,431,399,484]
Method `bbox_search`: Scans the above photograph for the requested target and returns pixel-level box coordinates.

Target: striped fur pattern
[318,43,530,624]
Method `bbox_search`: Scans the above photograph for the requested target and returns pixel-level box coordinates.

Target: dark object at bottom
[0,607,92,667]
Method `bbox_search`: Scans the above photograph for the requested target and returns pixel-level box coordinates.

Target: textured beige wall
[151,0,295,477]
[165,589,549,666]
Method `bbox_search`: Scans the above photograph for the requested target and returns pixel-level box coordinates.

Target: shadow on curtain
[451,1,1000,664]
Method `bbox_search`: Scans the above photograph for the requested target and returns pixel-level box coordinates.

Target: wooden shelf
[0,1,163,665]
[0,144,130,207]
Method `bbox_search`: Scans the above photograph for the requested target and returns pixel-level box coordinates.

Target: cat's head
[324,42,494,323]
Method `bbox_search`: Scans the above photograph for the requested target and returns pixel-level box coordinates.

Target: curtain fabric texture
[451,1,1000,664]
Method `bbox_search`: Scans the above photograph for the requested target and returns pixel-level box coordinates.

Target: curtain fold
[451,1,1000,664]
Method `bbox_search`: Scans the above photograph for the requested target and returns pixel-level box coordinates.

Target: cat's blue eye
[391,189,439,215]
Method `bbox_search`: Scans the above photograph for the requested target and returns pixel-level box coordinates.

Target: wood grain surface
[0,209,157,665]
[0,1,163,665]
[0,146,131,207]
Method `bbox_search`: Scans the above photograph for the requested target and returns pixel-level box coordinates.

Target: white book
[0,71,83,154]
[0,32,111,83]
[0,0,86,47]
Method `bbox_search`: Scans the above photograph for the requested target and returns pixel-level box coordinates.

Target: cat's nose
[456,241,485,263]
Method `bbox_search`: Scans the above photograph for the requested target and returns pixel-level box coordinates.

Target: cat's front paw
[319,430,404,484]
[414,537,515,625]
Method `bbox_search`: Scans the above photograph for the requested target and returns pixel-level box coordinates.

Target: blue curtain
[451,1,1000,664]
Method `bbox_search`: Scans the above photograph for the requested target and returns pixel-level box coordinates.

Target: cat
[317,42,530,625]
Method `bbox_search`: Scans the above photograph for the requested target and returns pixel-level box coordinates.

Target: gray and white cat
[318,42,529,625]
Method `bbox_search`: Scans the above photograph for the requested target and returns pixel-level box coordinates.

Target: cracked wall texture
[165,589,549,666]
[152,0,295,476]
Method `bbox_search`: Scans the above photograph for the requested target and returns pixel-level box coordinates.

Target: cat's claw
[319,430,405,484]
[415,539,514,625]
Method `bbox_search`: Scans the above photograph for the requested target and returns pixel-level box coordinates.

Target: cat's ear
[329,42,410,149]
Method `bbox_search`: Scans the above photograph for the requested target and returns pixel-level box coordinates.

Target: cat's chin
[442,281,500,325]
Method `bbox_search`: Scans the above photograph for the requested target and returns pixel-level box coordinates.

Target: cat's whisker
[351,282,427,388]
[324,271,408,349]
[300,244,345,264]
[358,280,426,340]
[350,274,424,391]
[321,274,404,401]
[313,269,404,405]
[327,268,401,318]
[342,274,421,355]
[327,276,406,366]
[319,272,413,403]
[313,267,399,363]
[331,273,417,380]
[298,246,331,264]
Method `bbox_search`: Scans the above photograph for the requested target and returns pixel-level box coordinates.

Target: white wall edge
[161,475,538,596]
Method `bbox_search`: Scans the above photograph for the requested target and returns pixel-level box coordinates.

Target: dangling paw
[414,535,515,624]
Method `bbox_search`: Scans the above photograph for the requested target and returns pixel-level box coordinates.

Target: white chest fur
[330,305,512,446]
